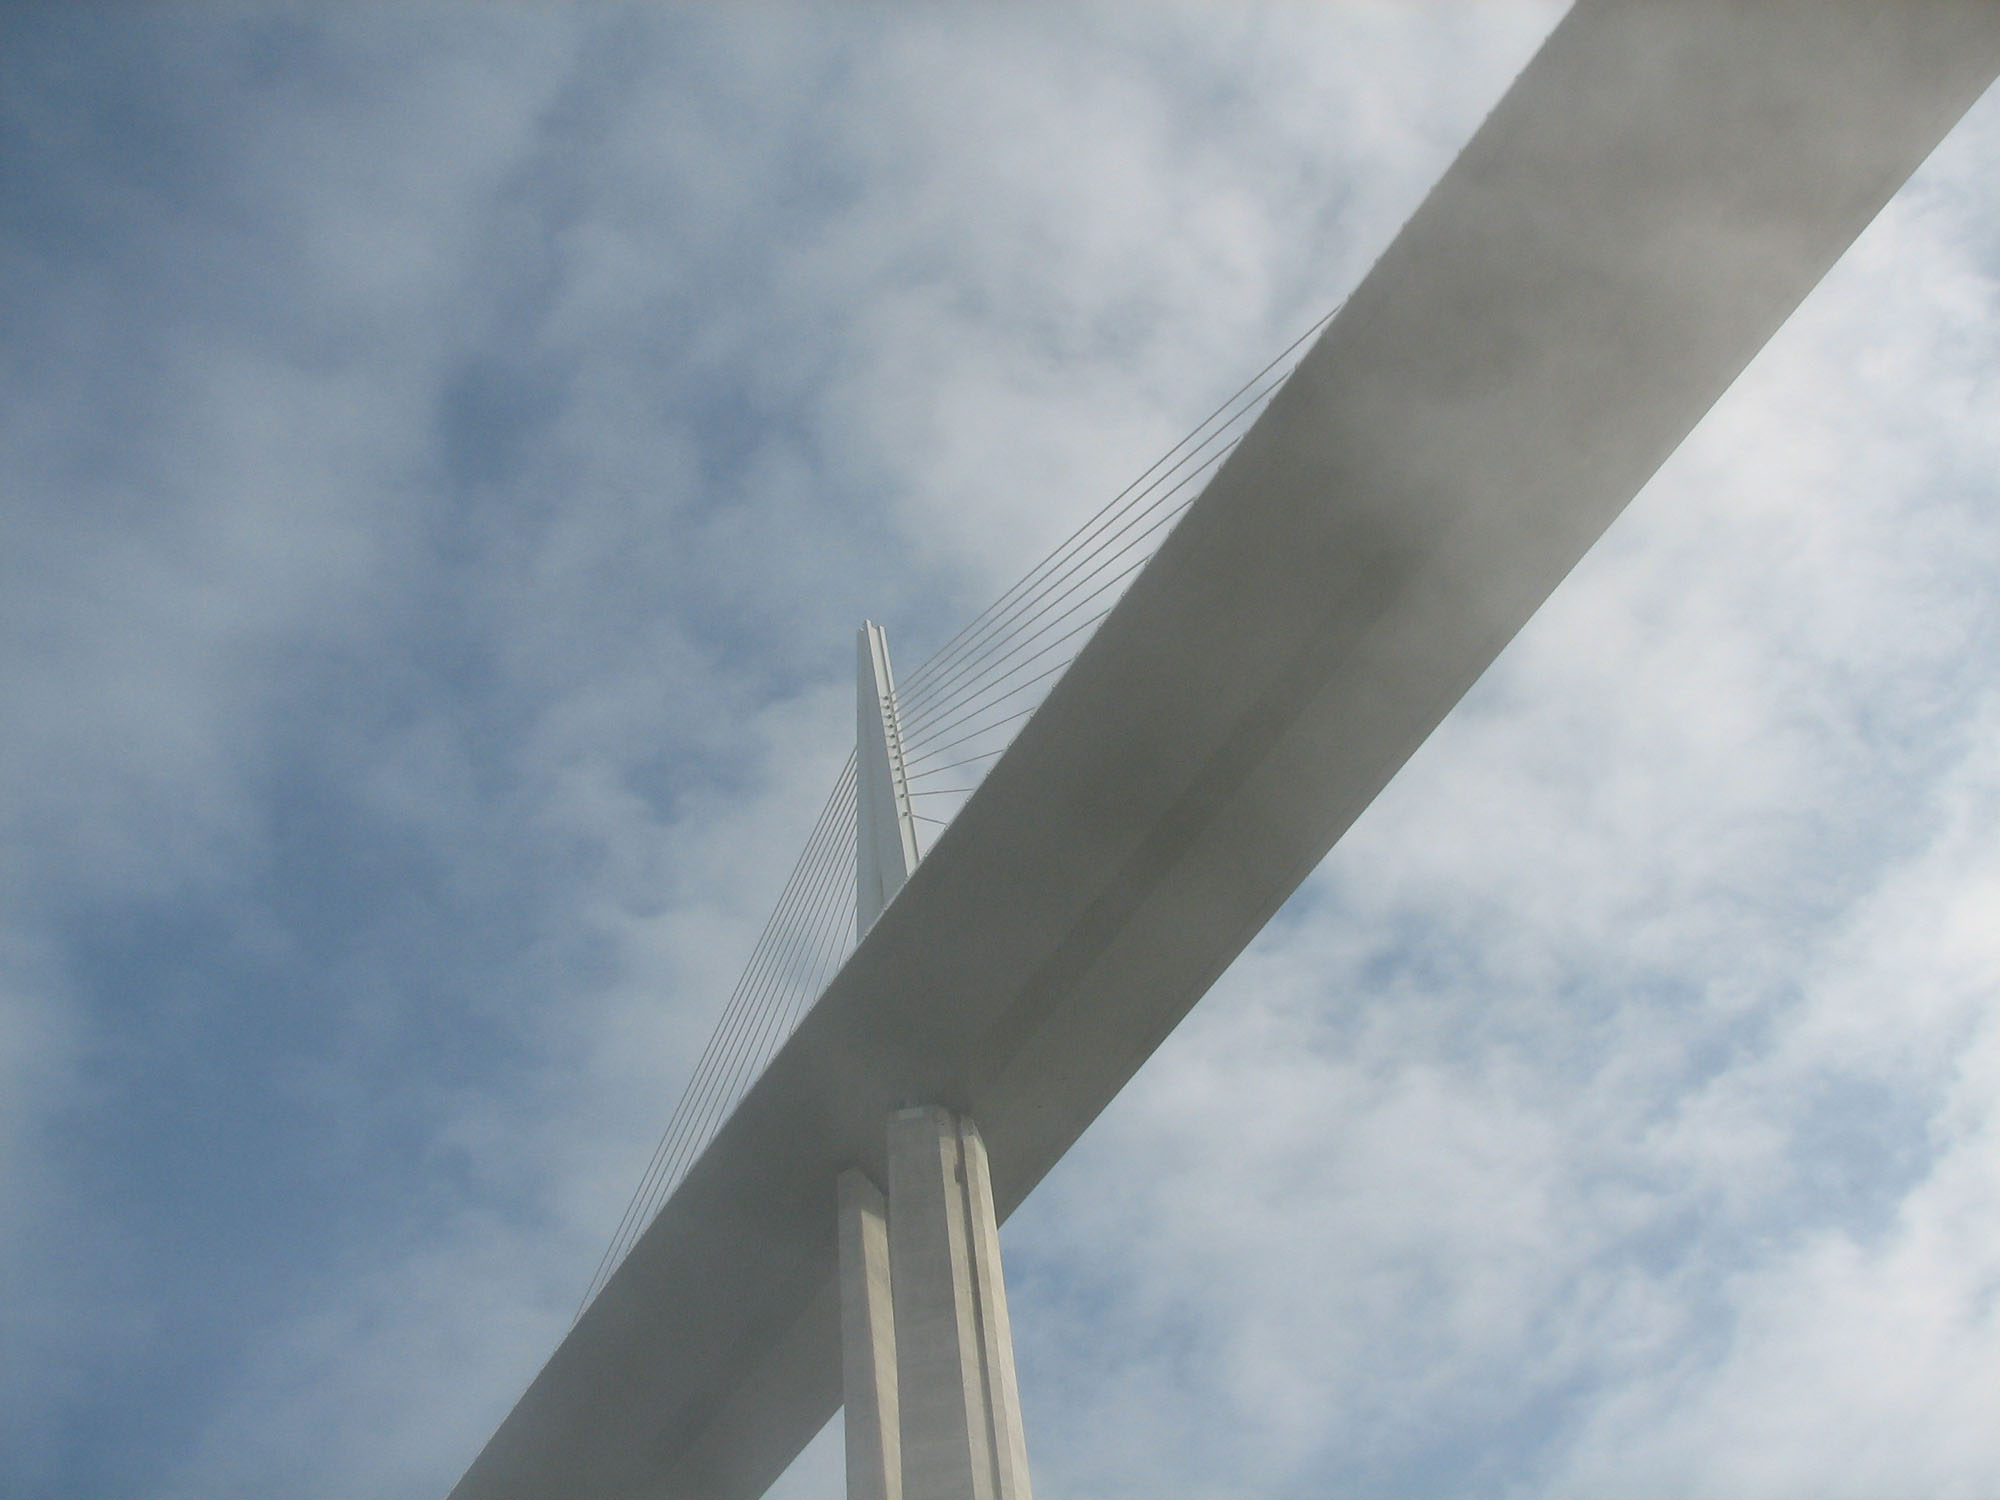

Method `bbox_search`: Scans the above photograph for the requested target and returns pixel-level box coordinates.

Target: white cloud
[1002,68,2000,1500]
[6,5,1998,1498]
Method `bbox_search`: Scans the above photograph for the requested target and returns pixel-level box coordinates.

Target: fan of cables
[889,306,1338,847]
[576,303,1339,1318]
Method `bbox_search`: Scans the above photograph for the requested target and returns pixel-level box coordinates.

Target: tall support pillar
[885,1106,1033,1500]
[838,1171,901,1500]
[846,623,1028,1500]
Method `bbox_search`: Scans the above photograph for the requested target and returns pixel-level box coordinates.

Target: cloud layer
[3,6,1996,1497]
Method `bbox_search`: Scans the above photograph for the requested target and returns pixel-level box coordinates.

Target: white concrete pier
[839,1106,1032,1500]
[838,1170,902,1500]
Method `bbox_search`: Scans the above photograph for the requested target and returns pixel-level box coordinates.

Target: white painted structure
[836,1170,899,1500]
[447,7,2000,1498]
[853,625,1035,1500]
[857,622,921,939]
[885,1108,1030,1500]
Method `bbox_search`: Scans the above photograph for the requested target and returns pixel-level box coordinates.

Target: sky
[3,5,1998,1498]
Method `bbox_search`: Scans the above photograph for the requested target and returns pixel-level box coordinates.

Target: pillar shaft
[838,1170,901,1500]
[885,1106,1033,1500]
[955,1124,1031,1500]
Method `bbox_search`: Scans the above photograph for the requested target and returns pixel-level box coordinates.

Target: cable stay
[576,303,1337,1318]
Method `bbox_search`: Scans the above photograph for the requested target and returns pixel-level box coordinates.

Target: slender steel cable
[592,809,854,1301]
[686,789,856,1168]
[576,756,855,1316]
[898,451,1229,752]
[585,789,852,1304]
[578,302,1343,1317]
[894,387,1277,727]
[645,776,856,1217]
[901,605,1121,752]
[893,303,1338,706]
[900,705,1042,769]
[893,364,1292,754]
[904,748,1007,779]
[894,481,1208,747]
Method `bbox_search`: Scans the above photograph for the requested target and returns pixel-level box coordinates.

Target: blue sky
[4,6,1999,1498]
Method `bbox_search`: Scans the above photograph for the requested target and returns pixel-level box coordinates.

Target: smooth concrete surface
[886,1109,1031,1500]
[838,1171,900,1500]
[447,7,2000,1498]
[858,622,920,938]
[953,1120,1031,1500]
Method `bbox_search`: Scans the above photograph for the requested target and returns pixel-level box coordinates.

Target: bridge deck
[449,5,2000,1496]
